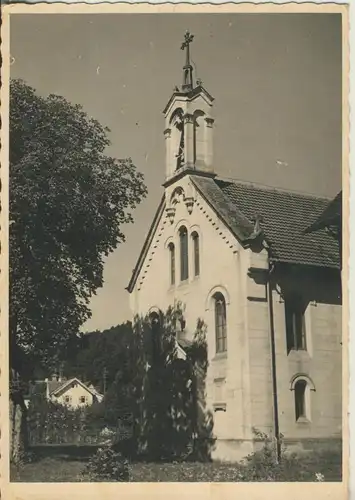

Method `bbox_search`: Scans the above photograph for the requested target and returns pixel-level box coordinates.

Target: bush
[82,445,129,482]
[237,430,333,481]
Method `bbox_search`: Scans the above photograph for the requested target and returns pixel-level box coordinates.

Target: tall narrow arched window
[168,243,175,285]
[179,226,189,281]
[192,232,200,277]
[214,293,227,353]
[294,379,307,421]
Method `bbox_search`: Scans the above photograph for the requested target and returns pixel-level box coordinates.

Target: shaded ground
[11,454,342,482]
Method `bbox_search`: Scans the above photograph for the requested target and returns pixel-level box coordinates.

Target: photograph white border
[0,3,350,499]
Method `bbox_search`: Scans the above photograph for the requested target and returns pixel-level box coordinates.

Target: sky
[10,13,342,331]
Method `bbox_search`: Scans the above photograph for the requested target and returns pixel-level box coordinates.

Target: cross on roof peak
[181,30,194,51]
[180,30,194,92]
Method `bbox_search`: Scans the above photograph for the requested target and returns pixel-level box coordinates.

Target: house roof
[192,176,340,269]
[304,191,342,233]
[127,174,340,293]
[25,378,103,399]
[49,377,102,398]
[162,85,214,115]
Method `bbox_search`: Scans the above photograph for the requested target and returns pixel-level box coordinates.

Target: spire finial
[181,30,194,92]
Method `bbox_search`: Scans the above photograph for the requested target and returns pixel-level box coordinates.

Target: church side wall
[238,259,342,456]
[273,270,342,450]
[242,264,342,452]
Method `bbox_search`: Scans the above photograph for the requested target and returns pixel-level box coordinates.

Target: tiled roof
[48,380,65,394]
[26,380,65,398]
[191,176,340,269]
[26,378,103,399]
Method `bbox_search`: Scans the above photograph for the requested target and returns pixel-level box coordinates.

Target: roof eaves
[270,256,340,270]
[49,378,75,396]
[51,378,100,397]
[126,195,166,293]
[190,176,254,245]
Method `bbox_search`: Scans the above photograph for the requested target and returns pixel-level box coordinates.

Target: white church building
[127,31,342,461]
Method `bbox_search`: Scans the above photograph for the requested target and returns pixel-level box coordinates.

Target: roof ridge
[215,176,335,201]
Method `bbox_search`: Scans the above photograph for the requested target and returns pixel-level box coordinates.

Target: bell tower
[163,31,215,184]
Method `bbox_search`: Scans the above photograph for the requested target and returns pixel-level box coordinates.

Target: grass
[10,453,342,483]
[11,458,243,482]
[11,457,85,482]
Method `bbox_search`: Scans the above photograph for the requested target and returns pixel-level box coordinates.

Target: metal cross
[181,30,194,51]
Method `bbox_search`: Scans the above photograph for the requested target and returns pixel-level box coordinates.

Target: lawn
[11,458,249,482]
[10,453,342,482]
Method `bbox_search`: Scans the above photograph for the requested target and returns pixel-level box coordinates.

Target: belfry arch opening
[193,109,206,166]
[169,108,185,172]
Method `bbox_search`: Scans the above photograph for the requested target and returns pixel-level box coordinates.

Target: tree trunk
[10,367,28,464]
[10,396,28,463]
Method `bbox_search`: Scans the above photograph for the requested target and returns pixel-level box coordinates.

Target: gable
[51,378,99,398]
[127,176,244,295]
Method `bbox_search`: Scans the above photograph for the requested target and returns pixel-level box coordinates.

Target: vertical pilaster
[204,117,214,172]
[164,127,172,177]
[184,113,195,168]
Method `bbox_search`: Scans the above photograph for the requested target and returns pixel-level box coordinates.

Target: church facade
[127,32,342,461]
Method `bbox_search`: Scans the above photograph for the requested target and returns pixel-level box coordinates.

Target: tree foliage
[97,304,214,462]
[63,322,133,392]
[9,79,147,370]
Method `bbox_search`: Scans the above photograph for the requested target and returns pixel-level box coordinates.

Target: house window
[214,293,227,353]
[179,226,189,281]
[168,243,175,285]
[79,396,87,404]
[294,379,307,421]
[192,232,200,277]
[285,295,307,352]
[64,395,71,404]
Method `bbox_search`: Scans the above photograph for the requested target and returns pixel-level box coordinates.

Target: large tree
[9,79,147,461]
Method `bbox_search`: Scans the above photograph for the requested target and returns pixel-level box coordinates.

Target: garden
[11,435,342,482]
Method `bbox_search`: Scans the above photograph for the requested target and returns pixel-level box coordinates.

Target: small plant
[82,445,129,482]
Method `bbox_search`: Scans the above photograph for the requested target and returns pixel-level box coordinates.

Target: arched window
[191,232,200,277]
[214,293,227,353]
[168,243,175,285]
[179,226,189,281]
[294,379,307,421]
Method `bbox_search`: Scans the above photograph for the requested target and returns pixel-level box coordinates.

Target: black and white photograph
[2,3,348,491]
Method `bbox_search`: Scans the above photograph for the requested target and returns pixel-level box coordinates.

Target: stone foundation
[283,437,342,456]
[211,439,254,462]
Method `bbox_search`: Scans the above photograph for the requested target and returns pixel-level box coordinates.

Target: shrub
[238,429,340,482]
[82,445,129,482]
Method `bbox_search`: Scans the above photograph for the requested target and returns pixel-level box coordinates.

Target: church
[127,31,342,461]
